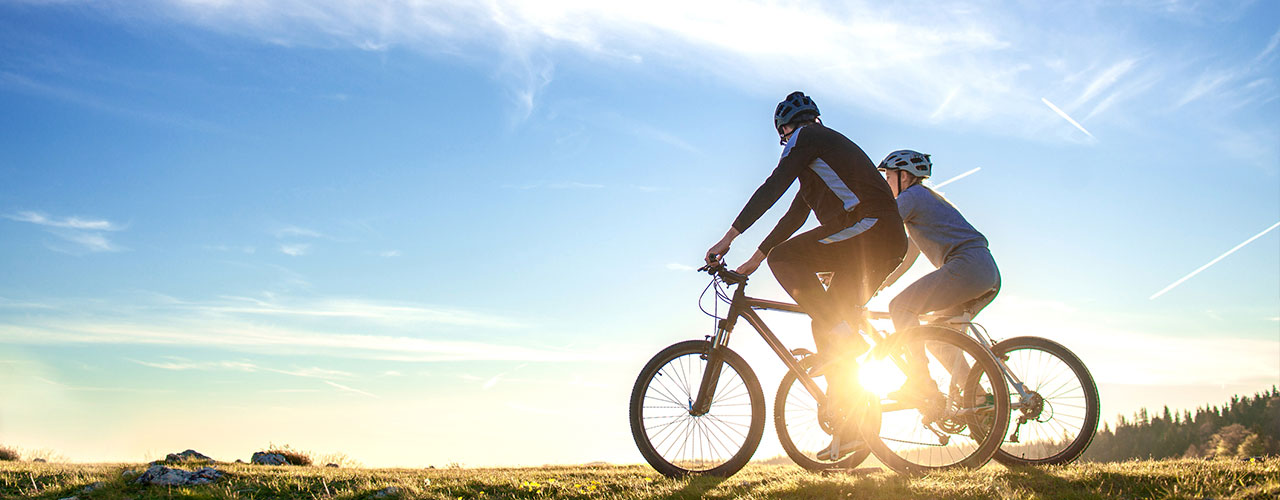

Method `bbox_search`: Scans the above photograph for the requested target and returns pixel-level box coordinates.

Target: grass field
[1,458,1277,499]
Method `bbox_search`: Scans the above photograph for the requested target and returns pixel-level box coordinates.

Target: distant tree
[1238,434,1267,458]
[1208,424,1253,458]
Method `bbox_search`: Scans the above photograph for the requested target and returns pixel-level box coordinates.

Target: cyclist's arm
[735,193,809,275]
[759,192,809,255]
[881,237,920,289]
[730,129,813,234]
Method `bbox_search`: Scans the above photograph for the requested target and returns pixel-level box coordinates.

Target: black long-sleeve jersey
[731,123,899,254]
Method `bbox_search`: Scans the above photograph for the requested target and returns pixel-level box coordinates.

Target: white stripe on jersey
[820,218,879,244]
[810,158,860,212]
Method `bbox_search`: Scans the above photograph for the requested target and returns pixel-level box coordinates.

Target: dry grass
[0,458,1276,499]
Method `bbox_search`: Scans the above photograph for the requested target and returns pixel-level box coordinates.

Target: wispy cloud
[0,294,594,363]
[32,376,174,393]
[504,181,605,190]
[131,358,354,379]
[4,211,120,230]
[323,380,379,398]
[279,244,310,256]
[1073,59,1138,108]
[4,210,125,253]
[275,226,323,239]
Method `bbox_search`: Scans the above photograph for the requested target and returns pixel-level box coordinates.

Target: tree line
[1080,386,1279,462]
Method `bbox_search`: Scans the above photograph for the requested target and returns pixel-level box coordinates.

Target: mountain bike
[628,264,1011,477]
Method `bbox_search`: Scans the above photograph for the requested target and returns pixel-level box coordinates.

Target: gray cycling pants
[889,247,1000,333]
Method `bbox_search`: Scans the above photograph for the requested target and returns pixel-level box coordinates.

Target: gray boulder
[325,463,339,468]
[251,452,288,466]
[32,458,47,463]
[134,464,224,486]
[164,449,214,463]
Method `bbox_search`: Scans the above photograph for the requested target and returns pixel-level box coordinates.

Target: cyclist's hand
[734,249,766,276]
[706,241,731,265]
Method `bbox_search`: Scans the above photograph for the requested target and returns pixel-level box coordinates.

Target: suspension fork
[690,284,745,416]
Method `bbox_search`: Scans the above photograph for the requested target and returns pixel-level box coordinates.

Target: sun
[858,356,907,399]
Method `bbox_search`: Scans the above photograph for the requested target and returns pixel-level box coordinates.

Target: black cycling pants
[768,216,907,353]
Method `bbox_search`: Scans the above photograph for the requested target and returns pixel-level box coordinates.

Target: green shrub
[0,446,18,461]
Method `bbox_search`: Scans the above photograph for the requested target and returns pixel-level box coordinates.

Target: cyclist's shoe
[818,434,866,461]
[887,374,942,402]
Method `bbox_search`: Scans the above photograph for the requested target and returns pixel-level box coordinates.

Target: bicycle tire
[987,336,1100,466]
[774,368,874,472]
[866,325,1010,473]
[629,340,765,478]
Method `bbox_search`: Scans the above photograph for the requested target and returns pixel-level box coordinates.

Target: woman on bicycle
[705,92,907,459]
[877,150,1001,386]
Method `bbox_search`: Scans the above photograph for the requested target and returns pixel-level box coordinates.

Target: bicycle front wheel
[865,326,1010,473]
[989,336,1099,465]
[629,340,765,477]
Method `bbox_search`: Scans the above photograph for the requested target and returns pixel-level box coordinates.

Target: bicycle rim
[629,340,764,477]
[991,336,1099,465]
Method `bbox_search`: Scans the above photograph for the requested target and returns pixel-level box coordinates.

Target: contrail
[1150,221,1280,300]
[932,167,981,188]
[1041,98,1095,140]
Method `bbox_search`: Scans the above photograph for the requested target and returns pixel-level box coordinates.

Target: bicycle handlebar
[697,263,748,285]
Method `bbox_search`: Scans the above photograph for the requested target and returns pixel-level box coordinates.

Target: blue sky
[0,0,1277,467]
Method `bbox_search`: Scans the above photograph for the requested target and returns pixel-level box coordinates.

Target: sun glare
[858,357,907,398]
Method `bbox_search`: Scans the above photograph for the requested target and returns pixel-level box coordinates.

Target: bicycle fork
[690,316,734,416]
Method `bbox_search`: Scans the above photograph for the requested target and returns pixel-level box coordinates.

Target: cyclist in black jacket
[705,92,907,459]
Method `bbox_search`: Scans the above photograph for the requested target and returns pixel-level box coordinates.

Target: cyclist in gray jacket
[878,150,1000,391]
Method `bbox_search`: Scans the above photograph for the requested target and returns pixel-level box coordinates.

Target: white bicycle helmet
[878,150,932,178]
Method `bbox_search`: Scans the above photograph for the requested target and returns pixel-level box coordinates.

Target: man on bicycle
[705,91,907,459]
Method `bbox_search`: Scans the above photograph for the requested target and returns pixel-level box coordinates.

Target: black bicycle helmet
[773,91,820,134]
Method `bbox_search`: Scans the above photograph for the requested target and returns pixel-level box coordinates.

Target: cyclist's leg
[888,250,999,390]
[770,217,906,356]
[769,217,906,452]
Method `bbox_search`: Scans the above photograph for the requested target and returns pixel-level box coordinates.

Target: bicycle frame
[690,271,1033,420]
[691,278,828,415]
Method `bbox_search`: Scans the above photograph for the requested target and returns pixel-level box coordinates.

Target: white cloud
[4,211,120,230]
[1073,59,1138,108]
[131,358,354,379]
[275,226,323,238]
[4,210,125,253]
[0,294,594,363]
[23,1,1276,141]
[280,243,309,256]
[323,380,378,398]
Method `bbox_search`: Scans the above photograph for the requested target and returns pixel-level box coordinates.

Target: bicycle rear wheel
[629,340,765,477]
[988,336,1099,465]
[865,326,1010,473]
[774,368,874,471]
